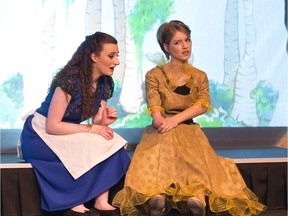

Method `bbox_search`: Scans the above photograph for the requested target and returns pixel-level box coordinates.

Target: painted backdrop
[0,0,287,129]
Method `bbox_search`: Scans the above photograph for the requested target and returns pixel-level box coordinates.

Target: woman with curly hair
[19,32,130,216]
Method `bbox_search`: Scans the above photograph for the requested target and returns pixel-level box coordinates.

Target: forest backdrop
[0,0,287,129]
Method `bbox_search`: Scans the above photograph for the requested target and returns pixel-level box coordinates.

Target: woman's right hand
[89,125,114,140]
[152,112,165,129]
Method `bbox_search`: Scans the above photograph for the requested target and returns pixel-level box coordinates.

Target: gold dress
[113,65,266,216]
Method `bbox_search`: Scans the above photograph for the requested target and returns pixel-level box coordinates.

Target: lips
[182,51,190,55]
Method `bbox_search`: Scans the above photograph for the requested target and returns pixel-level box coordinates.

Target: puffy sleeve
[192,71,212,111]
[145,68,165,114]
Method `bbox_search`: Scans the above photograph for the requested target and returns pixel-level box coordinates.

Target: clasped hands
[154,116,179,133]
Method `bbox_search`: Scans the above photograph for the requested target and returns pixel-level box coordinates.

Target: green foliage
[0,72,24,127]
[195,115,223,127]
[128,0,174,70]
[113,104,152,128]
[0,91,22,128]
[108,79,129,117]
[198,80,237,127]
[1,72,24,108]
[204,80,279,127]
[251,80,279,126]
[129,0,174,50]
[209,80,234,113]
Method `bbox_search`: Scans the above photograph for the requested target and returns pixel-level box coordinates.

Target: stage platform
[1,146,287,166]
[1,147,287,216]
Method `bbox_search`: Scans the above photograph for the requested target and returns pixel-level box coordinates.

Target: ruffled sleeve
[192,70,212,111]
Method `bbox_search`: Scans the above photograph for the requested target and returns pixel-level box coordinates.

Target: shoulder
[192,66,207,77]
[54,69,79,86]
[145,66,163,78]
[57,71,80,99]
[191,66,209,83]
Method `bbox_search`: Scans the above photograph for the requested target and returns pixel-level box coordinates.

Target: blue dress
[20,76,130,212]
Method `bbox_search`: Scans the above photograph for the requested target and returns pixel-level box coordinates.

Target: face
[164,31,191,63]
[92,43,120,77]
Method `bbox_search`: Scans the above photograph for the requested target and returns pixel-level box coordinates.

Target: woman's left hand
[158,116,179,133]
[101,107,118,126]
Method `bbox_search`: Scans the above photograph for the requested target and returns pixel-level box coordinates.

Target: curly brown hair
[50,32,117,121]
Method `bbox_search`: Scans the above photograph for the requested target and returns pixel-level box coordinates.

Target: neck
[166,61,186,73]
[169,58,188,66]
[92,68,101,83]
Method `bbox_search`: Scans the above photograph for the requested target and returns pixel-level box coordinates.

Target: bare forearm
[156,104,207,133]
[46,121,92,135]
[173,104,207,124]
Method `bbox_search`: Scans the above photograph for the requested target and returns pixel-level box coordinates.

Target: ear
[163,43,169,53]
[91,53,98,63]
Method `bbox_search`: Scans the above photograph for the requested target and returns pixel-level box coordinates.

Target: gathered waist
[182,119,194,124]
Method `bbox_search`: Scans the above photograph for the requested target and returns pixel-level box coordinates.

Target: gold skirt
[113,124,266,215]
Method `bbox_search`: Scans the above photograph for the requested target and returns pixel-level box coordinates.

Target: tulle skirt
[113,124,266,216]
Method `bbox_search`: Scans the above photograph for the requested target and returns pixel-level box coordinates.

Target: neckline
[160,65,194,91]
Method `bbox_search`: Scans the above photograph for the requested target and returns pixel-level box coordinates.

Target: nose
[182,41,188,48]
[114,57,120,65]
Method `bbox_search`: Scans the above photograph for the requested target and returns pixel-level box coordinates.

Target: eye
[108,53,119,59]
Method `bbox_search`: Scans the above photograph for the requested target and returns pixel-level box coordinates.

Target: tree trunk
[85,0,101,35]
[223,0,240,91]
[231,0,258,126]
[112,0,126,82]
[119,0,143,113]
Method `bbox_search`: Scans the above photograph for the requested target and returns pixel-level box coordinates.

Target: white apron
[20,112,127,180]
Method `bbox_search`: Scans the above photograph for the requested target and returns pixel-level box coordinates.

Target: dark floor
[164,209,288,216]
[184,210,286,216]
[258,210,288,216]
[43,209,288,216]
